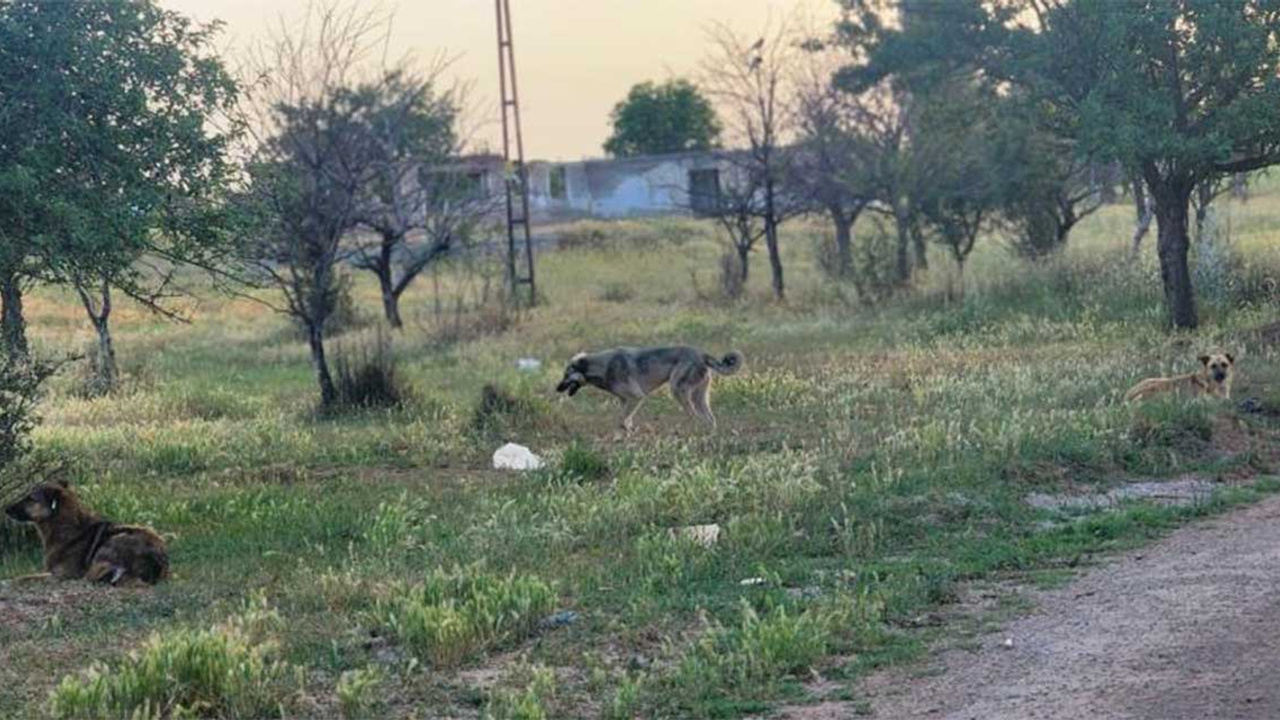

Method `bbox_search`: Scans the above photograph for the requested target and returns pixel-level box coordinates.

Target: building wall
[524,152,734,222]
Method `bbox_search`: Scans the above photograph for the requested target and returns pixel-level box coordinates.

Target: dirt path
[858,493,1280,720]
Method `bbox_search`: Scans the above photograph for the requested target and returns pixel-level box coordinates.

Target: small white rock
[739,577,767,586]
[1002,637,1015,649]
[516,358,542,371]
[671,523,721,548]
[492,442,545,471]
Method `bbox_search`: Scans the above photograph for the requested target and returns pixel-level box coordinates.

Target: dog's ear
[55,478,69,489]
[1198,354,1211,366]
[1225,352,1235,365]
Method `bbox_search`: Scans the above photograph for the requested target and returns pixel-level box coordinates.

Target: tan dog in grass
[1124,353,1235,403]
[3,481,169,586]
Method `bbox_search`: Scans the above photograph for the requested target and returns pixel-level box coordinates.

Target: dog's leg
[692,379,717,430]
[671,383,696,419]
[5,573,53,585]
[619,395,647,434]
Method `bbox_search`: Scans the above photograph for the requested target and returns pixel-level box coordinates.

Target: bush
[331,328,410,411]
[0,357,54,551]
[471,384,553,437]
[369,567,556,667]
[559,440,610,481]
[50,599,299,719]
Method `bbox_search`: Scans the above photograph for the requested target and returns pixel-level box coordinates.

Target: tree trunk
[1231,172,1248,201]
[736,242,750,282]
[372,237,404,329]
[911,225,928,271]
[379,272,404,329]
[0,271,28,360]
[91,316,117,393]
[307,322,338,409]
[763,179,785,300]
[831,208,856,278]
[74,279,117,394]
[1194,182,1213,243]
[1130,177,1154,258]
[1152,181,1197,329]
[765,218,784,300]
[894,207,912,285]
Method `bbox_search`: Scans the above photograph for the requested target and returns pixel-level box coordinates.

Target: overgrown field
[2,185,1280,718]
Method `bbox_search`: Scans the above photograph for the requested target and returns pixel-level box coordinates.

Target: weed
[49,598,299,719]
[484,664,558,720]
[558,440,610,481]
[336,666,383,719]
[370,567,556,667]
[332,328,410,411]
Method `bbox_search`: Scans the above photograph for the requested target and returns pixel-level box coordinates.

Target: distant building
[439,150,743,223]
[526,151,740,221]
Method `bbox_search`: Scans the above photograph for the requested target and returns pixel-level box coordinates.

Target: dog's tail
[705,350,744,375]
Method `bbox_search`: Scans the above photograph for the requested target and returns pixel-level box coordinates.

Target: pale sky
[161,0,839,160]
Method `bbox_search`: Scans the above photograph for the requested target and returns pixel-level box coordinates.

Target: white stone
[516,358,542,371]
[492,443,545,471]
[671,523,721,548]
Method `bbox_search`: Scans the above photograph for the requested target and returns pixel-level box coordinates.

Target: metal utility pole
[495,0,537,306]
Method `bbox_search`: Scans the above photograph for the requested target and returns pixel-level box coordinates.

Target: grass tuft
[49,597,299,720]
[369,567,556,667]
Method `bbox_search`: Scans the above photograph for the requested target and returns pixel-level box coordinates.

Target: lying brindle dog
[4,481,169,586]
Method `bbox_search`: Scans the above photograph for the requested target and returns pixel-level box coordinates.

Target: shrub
[50,599,299,719]
[0,357,53,549]
[471,384,553,437]
[331,328,410,411]
[559,440,610,481]
[369,567,556,667]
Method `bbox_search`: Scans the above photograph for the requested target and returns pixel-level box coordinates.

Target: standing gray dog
[556,346,744,432]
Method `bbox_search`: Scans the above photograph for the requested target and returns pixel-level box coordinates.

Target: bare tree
[708,162,768,289]
[701,20,801,300]
[237,4,388,408]
[347,62,492,328]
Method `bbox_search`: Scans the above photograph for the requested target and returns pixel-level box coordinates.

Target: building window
[688,168,721,215]
[549,166,567,200]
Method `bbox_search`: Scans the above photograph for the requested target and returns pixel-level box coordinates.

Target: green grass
[2,184,1280,717]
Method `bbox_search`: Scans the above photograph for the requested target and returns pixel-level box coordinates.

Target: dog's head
[556,352,588,397]
[1198,352,1235,385]
[4,480,70,524]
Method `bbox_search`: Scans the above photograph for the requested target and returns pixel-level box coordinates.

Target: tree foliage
[844,0,1280,328]
[0,0,240,382]
[603,80,722,158]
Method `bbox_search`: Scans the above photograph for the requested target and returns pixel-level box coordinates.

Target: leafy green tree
[604,80,721,158]
[844,0,1280,328]
[0,0,239,384]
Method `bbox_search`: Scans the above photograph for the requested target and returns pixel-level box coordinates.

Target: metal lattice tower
[495,0,536,306]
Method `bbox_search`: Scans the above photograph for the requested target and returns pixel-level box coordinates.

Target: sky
[161,0,840,161]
